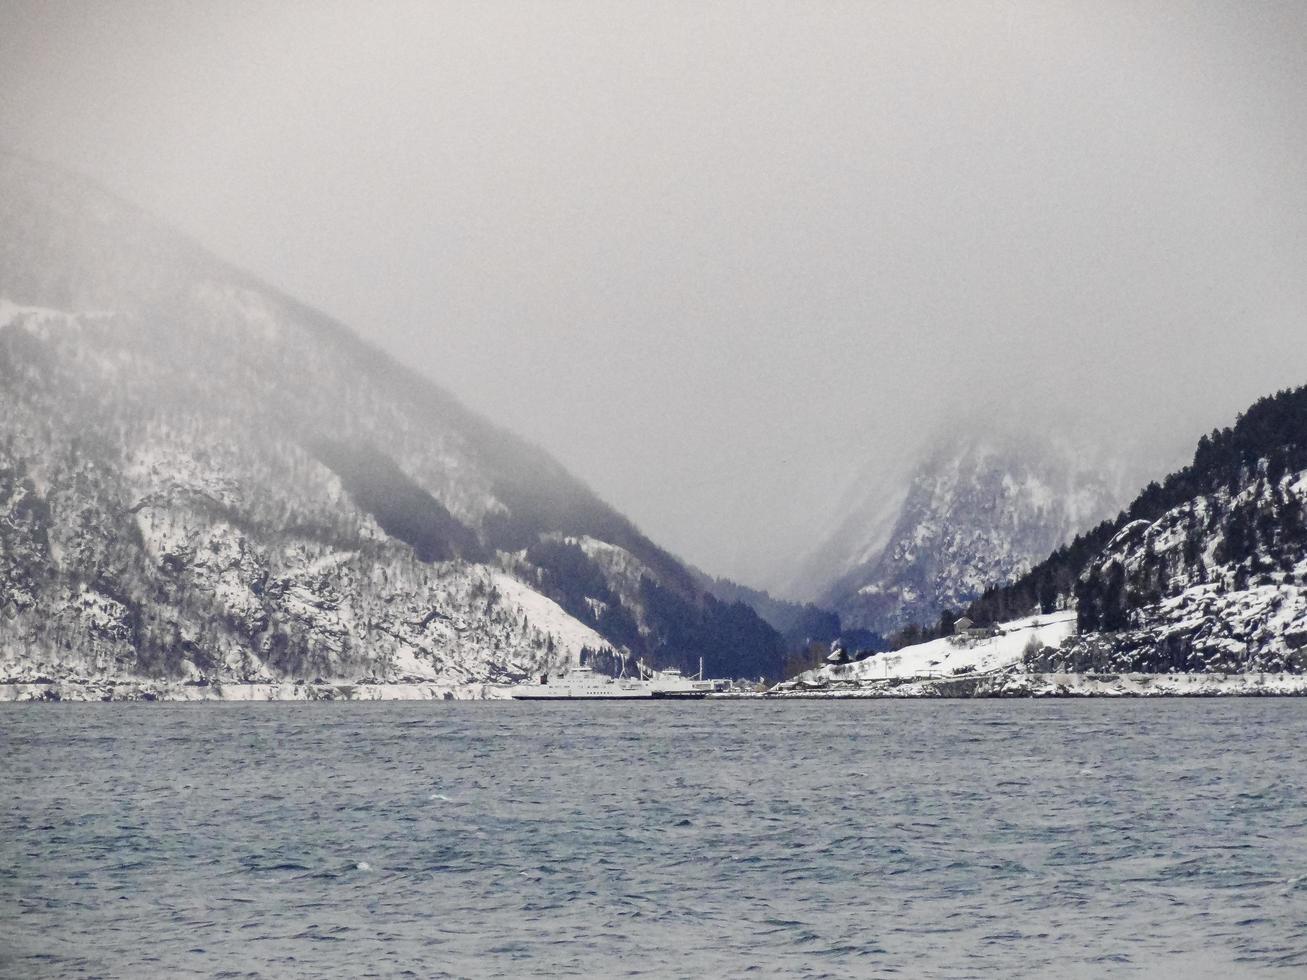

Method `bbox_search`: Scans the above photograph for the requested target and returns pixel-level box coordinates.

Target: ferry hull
[510,690,712,700]
[651,690,713,699]
[509,692,652,700]
[505,664,722,700]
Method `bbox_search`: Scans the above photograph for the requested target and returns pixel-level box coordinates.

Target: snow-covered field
[771,609,1307,697]
[785,611,1078,688]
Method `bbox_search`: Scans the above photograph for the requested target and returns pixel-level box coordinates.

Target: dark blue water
[3,700,1306,978]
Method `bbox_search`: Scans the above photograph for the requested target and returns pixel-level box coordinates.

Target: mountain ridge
[0,152,784,689]
[909,385,1307,673]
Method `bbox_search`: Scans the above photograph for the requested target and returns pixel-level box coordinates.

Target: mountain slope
[691,568,844,648]
[774,387,1307,697]
[0,153,783,688]
[957,386,1307,673]
[802,424,1151,635]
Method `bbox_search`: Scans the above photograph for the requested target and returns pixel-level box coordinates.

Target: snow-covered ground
[491,572,610,662]
[761,670,1307,698]
[0,297,114,330]
[785,611,1078,689]
[770,609,1307,697]
[1005,672,1307,697]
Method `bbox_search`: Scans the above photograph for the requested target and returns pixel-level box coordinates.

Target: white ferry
[508,662,721,700]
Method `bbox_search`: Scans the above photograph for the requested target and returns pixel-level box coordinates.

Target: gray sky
[4,1,1307,593]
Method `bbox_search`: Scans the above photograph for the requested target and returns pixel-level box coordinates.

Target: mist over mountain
[7,2,1307,599]
[792,411,1183,636]
[0,153,783,690]
[960,385,1307,675]
[777,385,1307,699]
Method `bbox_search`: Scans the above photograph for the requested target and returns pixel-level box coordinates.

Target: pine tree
[1076,568,1103,632]
[1101,563,1129,632]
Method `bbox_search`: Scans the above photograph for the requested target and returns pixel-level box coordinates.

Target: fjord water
[3,701,1306,979]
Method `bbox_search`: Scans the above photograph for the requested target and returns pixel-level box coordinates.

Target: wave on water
[3,700,1306,978]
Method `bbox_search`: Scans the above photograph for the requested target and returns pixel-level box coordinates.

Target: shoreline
[4,670,1307,701]
[0,680,505,703]
[763,670,1307,699]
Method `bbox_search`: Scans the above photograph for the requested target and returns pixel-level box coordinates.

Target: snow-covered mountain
[0,153,783,692]
[1047,414,1307,676]
[796,421,1159,635]
[1042,478,1307,676]
[951,386,1307,675]
[775,387,1307,697]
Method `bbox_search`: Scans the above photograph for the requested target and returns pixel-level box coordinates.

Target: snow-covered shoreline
[759,670,1307,698]
[6,673,1307,701]
[765,609,1307,697]
[0,680,510,703]
[7,607,1303,701]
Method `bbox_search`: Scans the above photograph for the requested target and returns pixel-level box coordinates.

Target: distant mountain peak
[795,416,1178,635]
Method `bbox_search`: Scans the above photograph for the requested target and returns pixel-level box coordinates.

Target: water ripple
[3,700,1307,977]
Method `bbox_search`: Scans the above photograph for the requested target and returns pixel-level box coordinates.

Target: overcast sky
[3,1,1307,593]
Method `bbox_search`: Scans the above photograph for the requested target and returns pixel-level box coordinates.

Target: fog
[4,1,1307,593]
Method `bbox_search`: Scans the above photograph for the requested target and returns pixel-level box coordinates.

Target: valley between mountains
[4,151,1307,701]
